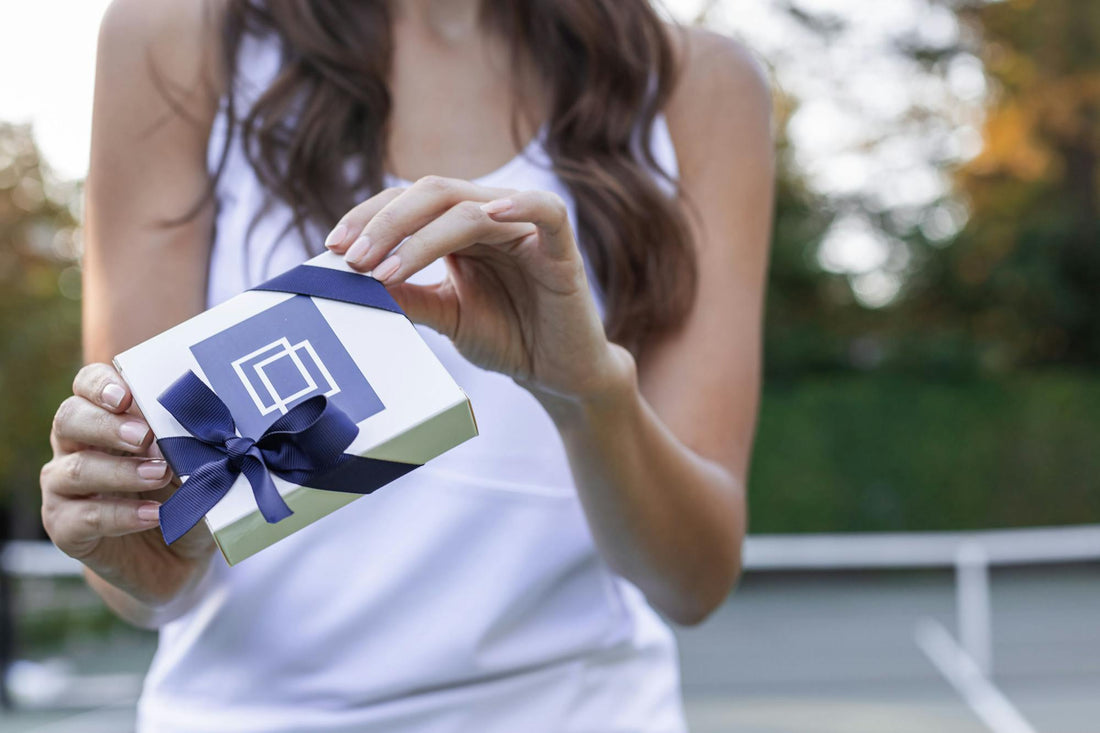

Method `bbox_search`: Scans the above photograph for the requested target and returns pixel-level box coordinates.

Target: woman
[40,0,773,730]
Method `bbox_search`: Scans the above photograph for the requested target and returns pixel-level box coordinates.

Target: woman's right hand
[41,363,216,607]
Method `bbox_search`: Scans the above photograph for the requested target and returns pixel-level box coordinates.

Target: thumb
[386,280,458,340]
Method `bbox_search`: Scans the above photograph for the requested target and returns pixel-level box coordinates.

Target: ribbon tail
[284,453,419,495]
[160,460,238,544]
[241,457,294,524]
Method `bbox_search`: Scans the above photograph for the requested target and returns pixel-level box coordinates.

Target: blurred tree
[707,0,992,377]
[702,0,1100,530]
[0,123,83,539]
[902,0,1100,371]
[749,0,1100,375]
[761,91,830,374]
[761,101,884,378]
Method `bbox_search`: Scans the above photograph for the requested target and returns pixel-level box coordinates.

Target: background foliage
[0,0,1097,537]
[737,0,1100,531]
[0,123,82,539]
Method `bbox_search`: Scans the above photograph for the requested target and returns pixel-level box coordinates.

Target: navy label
[190,295,383,437]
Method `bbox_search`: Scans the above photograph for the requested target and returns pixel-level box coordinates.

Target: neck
[392,0,484,42]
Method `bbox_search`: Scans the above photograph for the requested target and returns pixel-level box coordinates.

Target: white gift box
[113,251,477,565]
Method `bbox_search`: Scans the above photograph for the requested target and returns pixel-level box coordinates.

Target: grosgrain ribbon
[153,263,418,545]
[255,265,404,315]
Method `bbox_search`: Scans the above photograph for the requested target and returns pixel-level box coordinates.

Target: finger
[372,200,536,285]
[44,496,162,550]
[344,176,515,272]
[42,452,172,498]
[324,186,406,253]
[481,190,577,260]
[72,363,132,414]
[386,280,458,338]
[52,396,154,454]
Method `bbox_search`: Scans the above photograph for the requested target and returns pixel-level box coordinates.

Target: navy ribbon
[254,264,405,316]
[154,263,418,545]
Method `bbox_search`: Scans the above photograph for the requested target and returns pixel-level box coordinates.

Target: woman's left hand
[325,176,632,405]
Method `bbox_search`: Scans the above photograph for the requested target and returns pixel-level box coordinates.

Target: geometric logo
[232,337,340,416]
[189,295,384,438]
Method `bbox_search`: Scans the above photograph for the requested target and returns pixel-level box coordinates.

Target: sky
[0,0,113,181]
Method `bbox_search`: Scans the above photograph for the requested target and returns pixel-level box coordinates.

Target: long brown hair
[217,0,696,353]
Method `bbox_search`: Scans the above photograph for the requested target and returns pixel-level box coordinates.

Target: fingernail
[120,421,150,447]
[137,503,160,523]
[324,224,348,249]
[346,234,372,264]
[102,383,126,409]
[372,255,400,282]
[138,459,168,480]
[480,198,512,216]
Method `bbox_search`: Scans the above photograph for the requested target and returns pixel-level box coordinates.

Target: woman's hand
[325,176,634,407]
[41,364,216,607]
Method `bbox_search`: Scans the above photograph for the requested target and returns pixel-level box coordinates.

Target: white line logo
[231,337,340,416]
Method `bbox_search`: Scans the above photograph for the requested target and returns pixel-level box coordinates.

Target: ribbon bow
[149,264,419,546]
[155,371,359,544]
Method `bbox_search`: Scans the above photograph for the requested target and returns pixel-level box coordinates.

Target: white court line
[915,619,1037,733]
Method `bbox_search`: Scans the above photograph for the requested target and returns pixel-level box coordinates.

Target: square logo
[190,296,384,437]
[231,337,338,417]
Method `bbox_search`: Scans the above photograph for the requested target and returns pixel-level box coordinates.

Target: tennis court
[4,538,1098,733]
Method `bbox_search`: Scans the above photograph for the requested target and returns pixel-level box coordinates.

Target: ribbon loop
[155,371,358,544]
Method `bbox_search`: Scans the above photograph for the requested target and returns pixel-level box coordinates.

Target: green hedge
[748,371,1100,533]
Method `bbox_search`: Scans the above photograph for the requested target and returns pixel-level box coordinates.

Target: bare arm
[295,25,773,627]
[323,28,773,625]
[545,30,774,624]
[44,0,224,628]
[84,0,220,353]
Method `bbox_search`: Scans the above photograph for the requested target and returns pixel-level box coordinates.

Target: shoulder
[97,0,227,100]
[667,26,770,106]
[88,0,230,217]
[99,0,227,47]
[84,0,230,359]
[662,25,773,182]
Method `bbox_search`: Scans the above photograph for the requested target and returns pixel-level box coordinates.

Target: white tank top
[136,29,687,733]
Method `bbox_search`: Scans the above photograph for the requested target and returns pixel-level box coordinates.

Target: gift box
[113,251,478,565]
